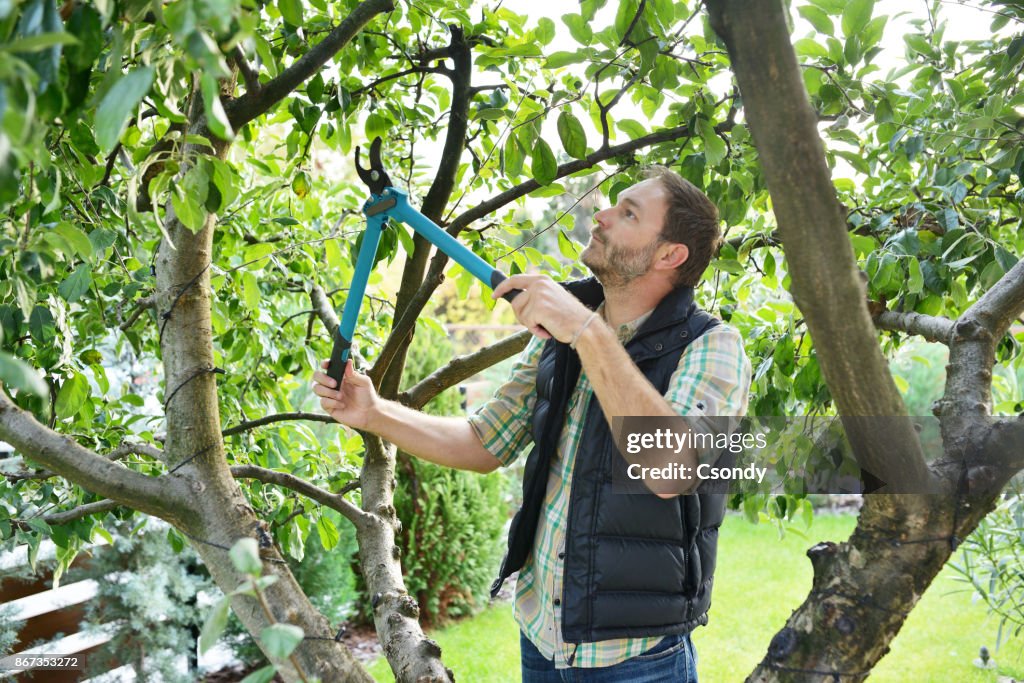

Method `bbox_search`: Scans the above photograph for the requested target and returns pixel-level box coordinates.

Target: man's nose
[594,207,609,227]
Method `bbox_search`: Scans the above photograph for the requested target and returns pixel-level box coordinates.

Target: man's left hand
[492,274,593,343]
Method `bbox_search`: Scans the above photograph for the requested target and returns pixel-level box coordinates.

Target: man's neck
[601,276,674,328]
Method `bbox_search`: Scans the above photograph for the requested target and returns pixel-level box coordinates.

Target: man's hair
[645,166,721,287]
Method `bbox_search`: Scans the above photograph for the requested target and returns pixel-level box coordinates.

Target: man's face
[581,178,669,288]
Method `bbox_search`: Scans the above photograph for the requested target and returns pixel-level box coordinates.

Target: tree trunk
[155,132,372,681]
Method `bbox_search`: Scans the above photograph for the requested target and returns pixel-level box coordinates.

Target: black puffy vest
[489,278,726,643]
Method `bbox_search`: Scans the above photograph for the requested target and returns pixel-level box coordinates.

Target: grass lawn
[369,513,1024,682]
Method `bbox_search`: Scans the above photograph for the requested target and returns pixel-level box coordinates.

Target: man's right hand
[312,360,378,431]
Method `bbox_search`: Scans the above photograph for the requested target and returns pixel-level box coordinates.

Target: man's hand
[492,274,592,342]
[312,360,379,431]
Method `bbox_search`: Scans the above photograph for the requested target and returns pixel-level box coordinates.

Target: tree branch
[399,329,530,408]
[42,499,120,525]
[962,257,1024,340]
[231,465,371,528]
[222,412,337,438]
[310,284,340,337]
[942,257,1024,422]
[352,66,443,97]
[448,121,712,235]
[225,0,395,129]
[231,45,260,93]
[119,294,157,331]
[0,393,191,522]
[706,0,932,493]
[3,441,163,482]
[873,309,954,344]
[378,25,474,396]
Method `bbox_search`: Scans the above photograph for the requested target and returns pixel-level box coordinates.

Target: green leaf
[57,263,92,303]
[201,73,234,141]
[556,111,587,159]
[241,272,260,310]
[698,119,727,166]
[504,135,525,176]
[230,537,263,575]
[841,0,874,38]
[278,0,303,25]
[562,13,592,45]
[907,258,923,294]
[536,17,555,44]
[54,223,93,259]
[0,352,48,398]
[531,138,557,186]
[794,38,829,59]
[200,596,231,654]
[475,107,506,121]
[88,228,117,252]
[29,306,55,344]
[261,623,304,660]
[55,373,89,419]
[171,188,207,233]
[545,51,589,69]
[240,666,278,683]
[94,66,154,153]
[614,0,640,43]
[557,229,580,260]
[4,32,79,53]
[316,514,339,550]
[798,6,833,35]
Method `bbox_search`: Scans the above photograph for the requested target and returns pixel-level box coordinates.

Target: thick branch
[3,441,162,482]
[942,257,1024,422]
[225,0,395,129]
[222,412,336,438]
[962,257,1024,340]
[706,0,931,491]
[399,329,530,408]
[43,499,120,525]
[873,309,954,344]
[231,465,371,528]
[0,393,190,522]
[381,26,473,397]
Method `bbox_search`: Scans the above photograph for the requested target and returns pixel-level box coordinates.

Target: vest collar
[563,277,697,342]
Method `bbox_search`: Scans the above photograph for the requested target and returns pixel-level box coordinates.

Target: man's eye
[625,209,635,219]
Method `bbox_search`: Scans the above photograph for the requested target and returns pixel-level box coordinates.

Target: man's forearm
[573,320,698,496]
[365,400,501,473]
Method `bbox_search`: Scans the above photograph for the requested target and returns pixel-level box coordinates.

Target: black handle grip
[327,333,351,387]
[489,271,522,302]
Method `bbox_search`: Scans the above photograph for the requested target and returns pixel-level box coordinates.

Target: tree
[0,0,1021,680]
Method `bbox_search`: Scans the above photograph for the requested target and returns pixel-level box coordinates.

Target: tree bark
[705,0,931,492]
[704,1,1024,681]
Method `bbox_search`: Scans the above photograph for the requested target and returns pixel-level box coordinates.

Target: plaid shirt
[469,305,752,669]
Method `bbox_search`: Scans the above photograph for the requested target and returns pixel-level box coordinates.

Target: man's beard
[581,233,661,288]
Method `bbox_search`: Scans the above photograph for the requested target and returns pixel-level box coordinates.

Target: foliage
[951,487,1024,648]
[0,602,24,658]
[80,519,215,683]
[0,0,1022,677]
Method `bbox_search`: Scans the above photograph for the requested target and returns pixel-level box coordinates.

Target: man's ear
[658,242,689,271]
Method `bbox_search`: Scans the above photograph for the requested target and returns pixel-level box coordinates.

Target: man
[313,166,751,681]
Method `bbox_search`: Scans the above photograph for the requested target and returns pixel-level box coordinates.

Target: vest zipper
[568,643,579,666]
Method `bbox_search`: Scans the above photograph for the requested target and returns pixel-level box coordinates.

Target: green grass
[369,513,1024,682]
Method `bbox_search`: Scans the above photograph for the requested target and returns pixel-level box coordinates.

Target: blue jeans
[520,631,698,682]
